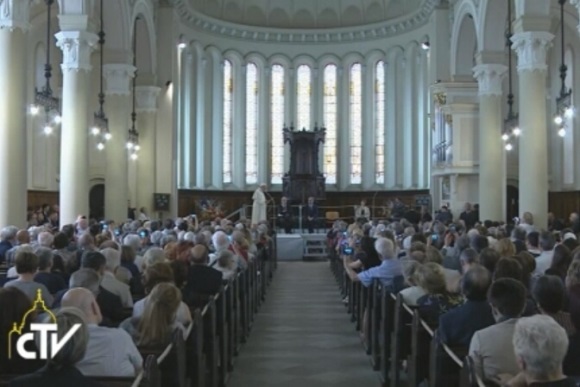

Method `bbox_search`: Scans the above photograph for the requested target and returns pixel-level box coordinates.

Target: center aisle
[229,261,380,387]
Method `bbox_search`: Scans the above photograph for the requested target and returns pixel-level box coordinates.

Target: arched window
[564,47,574,185]
[375,61,385,184]
[223,59,233,184]
[271,64,285,184]
[349,63,362,184]
[323,64,337,184]
[296,65,311,130]
[246,63,259,185]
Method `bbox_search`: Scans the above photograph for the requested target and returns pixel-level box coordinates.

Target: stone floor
[228,261,380,387]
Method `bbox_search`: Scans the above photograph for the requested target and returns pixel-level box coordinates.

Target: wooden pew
[186,309,206,387]
[389,294,414,387]
[378,290,396,386]
[138,329,186,387]
[428,330,467,387]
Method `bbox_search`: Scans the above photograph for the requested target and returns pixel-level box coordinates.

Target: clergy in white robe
[251,184,267,226]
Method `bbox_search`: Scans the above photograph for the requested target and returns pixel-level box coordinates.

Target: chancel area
[2,0,580,386]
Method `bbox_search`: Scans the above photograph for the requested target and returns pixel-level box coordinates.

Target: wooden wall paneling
[27,191,59,211]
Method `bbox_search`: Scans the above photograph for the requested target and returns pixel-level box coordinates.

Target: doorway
[506,185,519,223]
[89,184,105,220]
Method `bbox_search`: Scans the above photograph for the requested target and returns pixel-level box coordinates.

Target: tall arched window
[350,63,362,184]
[564,47,574,185]
[375,61,385,184]
[323,64,337,184]
[271,64,285,184]
[223,60,233,184]
[246,63,259,185]
[296,65,311,130]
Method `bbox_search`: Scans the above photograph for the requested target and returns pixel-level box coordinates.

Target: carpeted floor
[228,261,380,387]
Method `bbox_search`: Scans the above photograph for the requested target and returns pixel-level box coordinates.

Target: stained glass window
[349,63,362,184]
[246,63,259,185]
[223,60,233,184]
[323,64,337,184]
[296,65,311,130]
[271,64,285,184]
[375,61,385,184]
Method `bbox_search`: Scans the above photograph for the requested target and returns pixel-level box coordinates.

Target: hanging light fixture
[92,0,110,150]
[554,0,573,137]
[127,18,139,160]
[503,0,519,151]
[30,0,61,135]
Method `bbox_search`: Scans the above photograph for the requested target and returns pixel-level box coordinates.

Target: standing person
[355,199,371,222]
[251,183,267,227]
[304,197,319,234]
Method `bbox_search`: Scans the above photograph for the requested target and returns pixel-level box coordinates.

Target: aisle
[229,261,379,387]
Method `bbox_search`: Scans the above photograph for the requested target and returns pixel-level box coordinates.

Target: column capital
[135,86,161,113]
[511,31,554,73]
[55,30,98,71]
[473,64,507,97]
[0,0,31,32]
[103,64,136,95]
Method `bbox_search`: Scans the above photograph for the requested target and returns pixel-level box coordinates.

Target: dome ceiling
[186,0,425,29]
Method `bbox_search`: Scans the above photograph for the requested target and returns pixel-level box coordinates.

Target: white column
[570,0,580,34]
[385,60,397,189]
[395,55,405,188]
[135,86,160,214]
[195,56,207,188]
[0,0,30,227]
[258,65,270,186]
[403,55,414,188]
[56,28,98,225]
[233,63,246,189]
[337,65,349,190]
[211,53,224,189]
[102,64,134,222]
[473,64,507,222]
[511,31,553,229]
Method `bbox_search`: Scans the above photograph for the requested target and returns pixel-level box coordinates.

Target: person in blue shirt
[344,237,402,289]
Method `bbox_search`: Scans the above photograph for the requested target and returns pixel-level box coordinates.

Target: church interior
[2,0,580,386]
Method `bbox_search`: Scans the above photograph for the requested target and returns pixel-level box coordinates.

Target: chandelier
[91,0,111,150]
[502,0,519,151]
[554,0,574,137]
[29,0,61,135]
[127,18,140,160]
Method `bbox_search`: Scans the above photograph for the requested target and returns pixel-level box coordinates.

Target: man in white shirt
[355,200,371,221]
[61,287,142,377]
[99,248,133,307]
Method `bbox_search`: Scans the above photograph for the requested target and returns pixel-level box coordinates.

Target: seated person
[183,245,223,308]
[304,197,319,234]
[355,199,371,222]
[343,237,402,289]
[133,262,191,325]
[399,260,426,306]
[438,264,495,347]
[61,287,142,377]
[0,288,44,375]
[8,307,102,387]
[213,250,238,281]
[121,283,187,345]
[3,250,53,306]
[33,247,67,295]
[502,315,576,387]
[100,248,133,307]
[469,278,526,382]
[416,263,463,324]
[532,275,575,335]
[53,267,125,326]
[278,196,293,234]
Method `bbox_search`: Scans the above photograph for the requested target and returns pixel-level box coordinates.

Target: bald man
[62,288,142,377]
[184,245,223,307]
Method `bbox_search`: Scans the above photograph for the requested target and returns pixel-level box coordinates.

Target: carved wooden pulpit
[282,124,326,203]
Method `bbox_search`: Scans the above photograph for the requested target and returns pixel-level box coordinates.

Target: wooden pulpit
[282,124,326,202]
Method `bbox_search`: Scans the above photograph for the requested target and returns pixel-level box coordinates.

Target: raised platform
[276,233,328,261]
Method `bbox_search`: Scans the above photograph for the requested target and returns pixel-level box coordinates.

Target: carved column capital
[103,64,136,96]
[473,64,508,97]
[511,31,554,73]
[135,86,161,113]
[55,30,98,72]
[0,0,31,32]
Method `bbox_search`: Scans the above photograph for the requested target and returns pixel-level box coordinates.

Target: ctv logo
[7,289,82,360]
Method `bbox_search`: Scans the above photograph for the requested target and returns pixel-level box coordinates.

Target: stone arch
[477,0,509,53]
[450,0,478,77]
[131,0,156,76]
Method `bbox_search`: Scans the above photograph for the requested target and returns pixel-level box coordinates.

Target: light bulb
[555,115,564,125]
[43,125,53,135]
[421,42,430,50]
[91,127,100,136]
[53,115,62,124]
[104,132,112,141]
[177,42,186,49]
[505,143,513,151]
[565,107,575,118]
[29,105,39,115]
[512,127,521,136]
[501,133,509,141]
[97,142,105,150]
[134,144,141,151]
[130,152,138,160]
[126,142,134,150]
[558,128,566,137]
